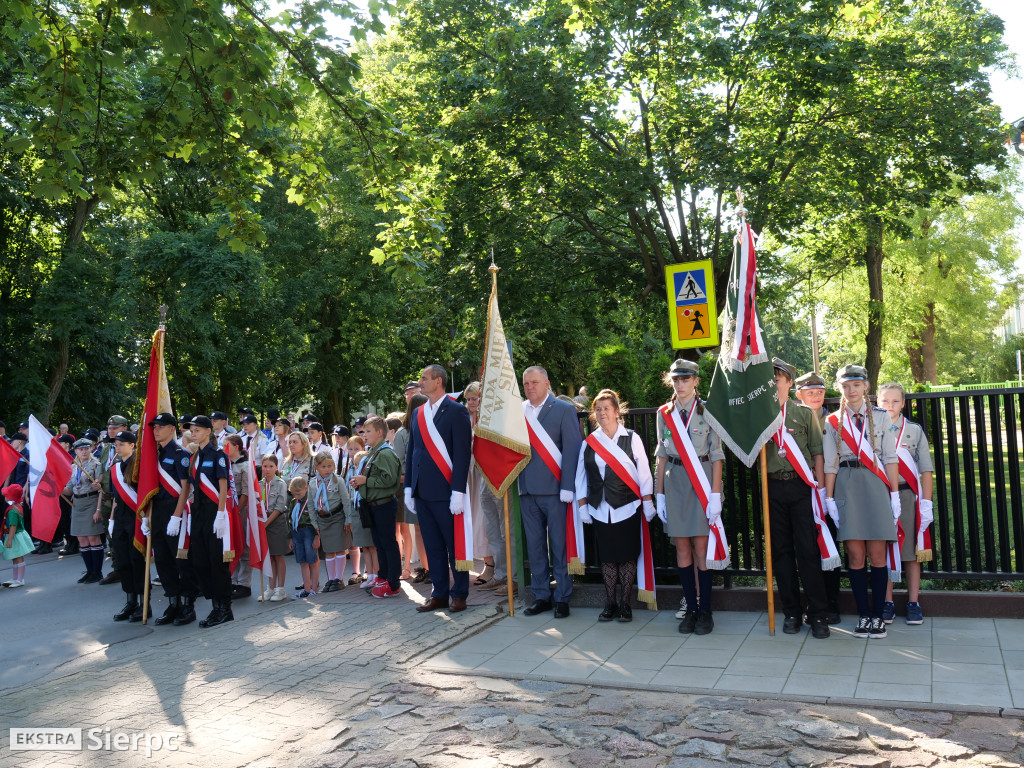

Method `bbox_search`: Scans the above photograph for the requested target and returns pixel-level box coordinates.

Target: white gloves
[450,491,465,516]
[656,493,667,524]
[187,513,192,536]
[890,492,902,523]
[404,487,415,514]
[642,499,655,522]
[166,516,181,537]
[579,504,593,524]
[919,499,934,527]
[559,489,574,505]
[706,493,723,527]
[108,518,115,537]
[825,497,840,527]
[141,517,151,537]
[213,510,228,539]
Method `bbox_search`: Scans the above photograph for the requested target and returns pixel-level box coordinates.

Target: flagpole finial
[158,304,168,331]
[489,249,499,286]
[735,187,748,224]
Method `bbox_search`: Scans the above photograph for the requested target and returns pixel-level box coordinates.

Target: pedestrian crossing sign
[665,260,718,349]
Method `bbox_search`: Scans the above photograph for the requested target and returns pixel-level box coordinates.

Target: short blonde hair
[878,382,905,398]
[288,476,308,493]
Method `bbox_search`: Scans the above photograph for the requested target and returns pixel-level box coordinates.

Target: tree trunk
[921,302,937,384]
[907,338,925,384]
[863,215,885,391]
[329,389,346,427]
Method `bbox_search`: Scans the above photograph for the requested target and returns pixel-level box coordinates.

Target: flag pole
[503,491,514,616]
[142,534,153,624]
[760,445,775,635]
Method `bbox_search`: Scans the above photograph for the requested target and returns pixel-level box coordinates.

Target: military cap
[73,438,93,450]
[238,407,254,415]
[353,416,368,427]
[10,432,28,444]
[333,425,350,437]
[301,413,316,422]
[179,414,193,426]
[107,415,129,427]
[307,422,324,432]
[83,428,101,441]
[772,357,797,381]
[795,372,826,390]
[669,359,700,377]
[189,415,213,429]
[114,430,137,443]
[836,364,868,383]
[57,434,76,446]
[148,413,178,427]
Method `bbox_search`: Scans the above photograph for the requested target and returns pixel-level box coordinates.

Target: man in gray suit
[519,366,583,618]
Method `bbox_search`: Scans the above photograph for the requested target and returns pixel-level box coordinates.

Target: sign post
[665,260,719,349]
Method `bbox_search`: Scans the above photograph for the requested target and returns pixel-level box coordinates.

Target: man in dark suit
[404,364,473,613]
[519,366,583,618]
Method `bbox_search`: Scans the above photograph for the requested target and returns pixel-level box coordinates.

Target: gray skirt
[835,467,897,542]
[396,495,417,525]
[665,459,711,538]
[266,515,291,557]
[897,488,919,561]
[316,509,351,553]
[70,494,105,536]
[348,508,374,548]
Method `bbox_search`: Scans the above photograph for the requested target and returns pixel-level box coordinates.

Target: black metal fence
[565,388,1024,582]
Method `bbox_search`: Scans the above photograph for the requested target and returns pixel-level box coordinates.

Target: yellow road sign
[665,261,719,349]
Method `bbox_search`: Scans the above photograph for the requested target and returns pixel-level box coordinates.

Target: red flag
[0,437,23,483]
[27,416,73,543]
[248,454,269,572]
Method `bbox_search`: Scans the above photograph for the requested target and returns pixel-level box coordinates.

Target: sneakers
[5,579,25,588]
[261,587,275,601]
[361,575,379,590]
[348,574,366,586]
[854,616,871,638]
[810,617,831,639]
[294,589,311,599]
[269,587,286,602]
[869,617,887,639]
[678,610,697,634]
[693,611,714,635]
[906,602,924,625]
[371,582,398,598]
[882,601,896,624]
[675,597,689,620]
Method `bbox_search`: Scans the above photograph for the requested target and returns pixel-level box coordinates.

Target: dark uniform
[151,439,199,623]
[189,436,233,624]
[110,446,147,622]
[766,359,829,637]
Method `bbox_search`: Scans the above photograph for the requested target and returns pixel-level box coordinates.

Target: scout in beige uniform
[877,382,934,625]
[654,359,724,636]
[62,439,106,583]
[823,364,900,639]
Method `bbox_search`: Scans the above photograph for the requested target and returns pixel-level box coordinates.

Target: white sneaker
[7,579,24,588]
[675,597,689,619]
[269,587,286,602]
[361,575,378,589]
[260,587,274,602]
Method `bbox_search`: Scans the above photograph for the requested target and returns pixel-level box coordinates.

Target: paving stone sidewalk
[3,588,1023,768]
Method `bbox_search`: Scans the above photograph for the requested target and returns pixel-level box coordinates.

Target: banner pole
[760,446,774,635]
[142,523,153,624]
[503,491,514,616]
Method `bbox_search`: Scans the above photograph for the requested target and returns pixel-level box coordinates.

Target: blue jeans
[292,525,317,564]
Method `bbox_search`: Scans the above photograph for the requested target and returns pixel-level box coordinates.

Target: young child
[342,437,367,583]
[348,447,379,589]
[311,451,352,593]
[877,382,934,624]
[2,485,34,587]
[261,455,290,601]
[288,476,318,598]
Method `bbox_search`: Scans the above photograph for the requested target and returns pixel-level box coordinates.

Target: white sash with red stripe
[417,404,472,570]
[895,419,932,563]
[525,407,584,574]
[585,430,655,606]
[773,405,840,569]
[195,468,238,566]
[111,462,139,512]
[158,464,182,498]
[176,500,191,559]
[659,402,729,570]
[827,410,903,580]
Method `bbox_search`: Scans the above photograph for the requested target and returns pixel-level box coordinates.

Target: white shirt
[425,395,446,421]
[524,394,551,420]
[574,424,653,524]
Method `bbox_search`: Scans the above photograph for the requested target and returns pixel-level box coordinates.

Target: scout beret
[772,357,797,381]
[669,359,700,377]
[795,372,826,389]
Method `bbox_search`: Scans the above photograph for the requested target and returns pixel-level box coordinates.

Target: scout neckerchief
[773,402,840,570]
[523,402,584,575]
[827,408,905,581]
[416,402,474,571]
[312,473,334,514]
[584,428,656,609]
[658,399,730,571]
[894,417,932,564]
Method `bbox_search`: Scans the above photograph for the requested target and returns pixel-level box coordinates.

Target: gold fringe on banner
[455,559,474,572]
[637,589,657,611]
[176,549,189,559]
[567,557,585,575]
[917,549,933,563]
[223,549,235,563]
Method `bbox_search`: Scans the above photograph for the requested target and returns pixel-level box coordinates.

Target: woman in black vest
[574,389,654,622]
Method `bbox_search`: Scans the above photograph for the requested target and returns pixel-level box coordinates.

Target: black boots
[173,596,197,626]
[198,599,234,628]
[113,594,139,621]
[155,596,181,625]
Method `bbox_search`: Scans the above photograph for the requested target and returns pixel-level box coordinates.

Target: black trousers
[111,524,146,595]
[768,477,828,620]
[150,499,199,598]
[369,499,401,589]
[822,515,842,611]
[189,502,231,602]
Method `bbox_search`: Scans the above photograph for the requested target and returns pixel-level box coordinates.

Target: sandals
[400,568,412,581]
[473,563,494,586]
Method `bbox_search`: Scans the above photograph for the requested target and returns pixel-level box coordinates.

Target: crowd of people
[1,360,934,642]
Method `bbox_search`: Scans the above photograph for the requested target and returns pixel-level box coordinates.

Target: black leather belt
[316,508,340,519]
[365,496,396,508]
[767,471,800,481]
[74,490,100,498]
[898,482,912,492]
[839,459,861,468]
[668,455,709,465]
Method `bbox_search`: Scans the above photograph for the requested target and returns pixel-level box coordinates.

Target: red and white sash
[827,410,904,580]
[158,463,183,498]
[111,462,139,512]
[193,458,241,570]
[895,419,932,564]
[417,404,472,571]
[773,404,840,570]
[585,430,655,605]
[659,402,729,570]
[525,407,584,574]
[176,500,191,559]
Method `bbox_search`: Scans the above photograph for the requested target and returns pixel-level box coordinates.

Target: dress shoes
[523,599,552,616]
[449,597,467,612]
[599,603,618,622]
[155,596,181,625]
[230,585,251,599]
[617,603,632,622]
[82,572,101,584]
[173,596,197,625]
[32,543,53,555]
[128,603,146,622]
[99,572,120,585]
[113,594,139,622]
[77,572,91,584]
[678,610,697,634]
[199,600,234,627]
[416,596,449,613]
[553,602,570,619]
[783,616,803,634]
[810,617,831,639]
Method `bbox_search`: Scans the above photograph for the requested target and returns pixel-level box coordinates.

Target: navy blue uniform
[189,442,232,603]
[151,441,198,599]
[110,456,146,596]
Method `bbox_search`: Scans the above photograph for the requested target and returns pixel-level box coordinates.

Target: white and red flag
[133,322,173,554]
[0,437,23,483]
[26,415,73,543]
[247,453,270,573]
